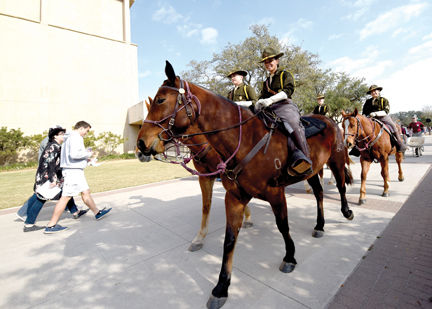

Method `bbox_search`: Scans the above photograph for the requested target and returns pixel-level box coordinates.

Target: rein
[345,116,384,151]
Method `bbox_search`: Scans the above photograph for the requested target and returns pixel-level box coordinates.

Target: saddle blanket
[301,116,327,138]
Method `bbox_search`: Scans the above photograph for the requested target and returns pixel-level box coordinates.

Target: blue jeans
[24,194,78,225]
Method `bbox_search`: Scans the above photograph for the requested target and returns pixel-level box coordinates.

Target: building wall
[0,0,139,152]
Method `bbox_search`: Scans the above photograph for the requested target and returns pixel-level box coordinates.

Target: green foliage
[96,131,125,155]
[0,127,31,165]
[181,24,367,121]
[391,109,432,127]
[83,130,97,149]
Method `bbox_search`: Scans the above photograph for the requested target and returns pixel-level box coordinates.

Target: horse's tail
[344,166,354,185]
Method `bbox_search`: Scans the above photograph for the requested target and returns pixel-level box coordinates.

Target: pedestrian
[44,121,111,233]
[23,126,89,232]
[408,115,424,137]
[226,69,257,108]
[312,94,328,116]
[255,46,312,176]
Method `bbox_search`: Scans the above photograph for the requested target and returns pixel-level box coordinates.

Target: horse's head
[136,61,200,158]
[341,108,359,148]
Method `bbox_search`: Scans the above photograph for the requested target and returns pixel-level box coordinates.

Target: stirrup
[288,150,313,176]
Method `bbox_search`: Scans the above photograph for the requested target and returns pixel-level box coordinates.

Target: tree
[0,127,30,165]
[182,24,368,122]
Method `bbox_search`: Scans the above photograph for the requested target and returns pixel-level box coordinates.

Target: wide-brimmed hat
[316,94,325,100]
[367,84,383,94]
[259,47,284,63]
[226,70,247,78]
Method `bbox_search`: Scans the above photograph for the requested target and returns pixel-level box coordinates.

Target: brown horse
[137,61,353,309]
[137,98,253,252]
[342,109,404,204]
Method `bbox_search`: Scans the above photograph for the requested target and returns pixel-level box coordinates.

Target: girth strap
[226,132,271,181]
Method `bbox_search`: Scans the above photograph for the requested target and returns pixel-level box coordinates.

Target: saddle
[258,111,327,138]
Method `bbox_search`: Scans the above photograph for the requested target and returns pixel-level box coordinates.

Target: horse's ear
[165,60,176,84]
[148,96,153,104]
[353,108,358,116]
[341,110,346,117]
[145,99,150,112]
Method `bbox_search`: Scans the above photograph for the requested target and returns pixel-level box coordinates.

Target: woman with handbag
[23,127,88,232]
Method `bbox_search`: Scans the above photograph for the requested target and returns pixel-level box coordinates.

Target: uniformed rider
[362,84,406,152]
[255,47,312,177]
[226,69,257,107]
[313,94,328,116]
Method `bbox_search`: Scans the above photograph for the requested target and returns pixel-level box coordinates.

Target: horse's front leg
[267,187,297,273]
[359,158,371,204]
[189,175,215,252]
[380,158,390,197]
[307,174,325,238]
[243,205,253,228]
[395,151,405,181]
[207,191,250,309]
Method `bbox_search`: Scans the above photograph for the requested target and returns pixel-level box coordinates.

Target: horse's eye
[156,98,165,105]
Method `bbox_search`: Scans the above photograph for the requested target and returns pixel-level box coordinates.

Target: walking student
[44,121,111,234]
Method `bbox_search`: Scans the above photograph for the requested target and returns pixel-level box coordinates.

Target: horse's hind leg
[189,176,215,252]
[307,174,325,238]
[207,191,251,309]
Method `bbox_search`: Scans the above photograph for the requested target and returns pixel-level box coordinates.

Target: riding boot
[287,128,313,176]
[393,134,407,153]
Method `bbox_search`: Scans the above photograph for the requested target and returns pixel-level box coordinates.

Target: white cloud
[423,32,432,40]
[342,0,377,21]
[329,33,343,40]
[152,5,182,24]
[296,18,313,29]
[139,70,151,78]
[408,40,432,56]
[380,57,432,112]
[200,27,218,45]
[177,23,202,38]
[359,3,428,40]
[255,17,275,26]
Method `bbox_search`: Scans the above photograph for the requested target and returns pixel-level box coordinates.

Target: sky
[130,0,432,113]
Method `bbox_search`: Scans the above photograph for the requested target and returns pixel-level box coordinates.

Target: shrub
[0,127,31,165]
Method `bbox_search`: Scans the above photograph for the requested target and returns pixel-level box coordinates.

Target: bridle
[143,78,256,177]
[344,115,384,151]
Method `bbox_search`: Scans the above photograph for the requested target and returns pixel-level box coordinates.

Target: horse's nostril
[137,139,146,152]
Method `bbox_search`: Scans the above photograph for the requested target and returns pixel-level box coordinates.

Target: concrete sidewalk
[1,136,431,309]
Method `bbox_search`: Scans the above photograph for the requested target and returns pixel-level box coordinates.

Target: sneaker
[95,208,112,220]
[73,209,90,219]
[16,213,26,222]
[44,224,68,234]
[23,225,45,232]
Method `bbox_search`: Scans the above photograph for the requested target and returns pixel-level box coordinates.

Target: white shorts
[62,168,89,197]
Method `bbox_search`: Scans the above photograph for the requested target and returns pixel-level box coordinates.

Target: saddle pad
[301,116,327,138]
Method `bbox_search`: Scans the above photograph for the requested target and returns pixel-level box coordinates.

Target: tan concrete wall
[0,0,139,152]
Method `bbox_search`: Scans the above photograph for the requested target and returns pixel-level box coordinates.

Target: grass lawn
[0,159,192,210]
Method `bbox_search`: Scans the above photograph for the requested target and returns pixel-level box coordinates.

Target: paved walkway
[0,136,431,309]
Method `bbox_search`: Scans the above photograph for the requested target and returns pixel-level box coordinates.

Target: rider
[226,69,257,108]
[255,47,312,177]
[362,84,406,153]
[313,94,328,116]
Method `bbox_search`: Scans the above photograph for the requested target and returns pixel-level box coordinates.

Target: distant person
[45,121,111,233]
[22,127,88,232]
[226,69,257,108]
[312,94,328,116]
[408,115,424,137]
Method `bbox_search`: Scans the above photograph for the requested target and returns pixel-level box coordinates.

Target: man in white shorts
[45,121,111,233]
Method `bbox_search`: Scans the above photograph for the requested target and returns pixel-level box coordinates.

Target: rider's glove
[255,98,272,111]
[235,101,252,107]
[370,112,377,117]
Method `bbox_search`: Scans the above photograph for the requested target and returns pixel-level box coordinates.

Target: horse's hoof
[279,261,296,273]
[344,210,354,221]
[188,242,203,252]
[312,229,324,238]
[359,199,366,205]
[207,295,227,309]
[398,176,404,182]
[382,192,389,197]
[243,221,253,228]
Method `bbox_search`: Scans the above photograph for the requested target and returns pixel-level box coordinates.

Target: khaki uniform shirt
[260,69,295,99]
[227,83,257,104]
[362,96,390,116]
[313,104,328,115]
